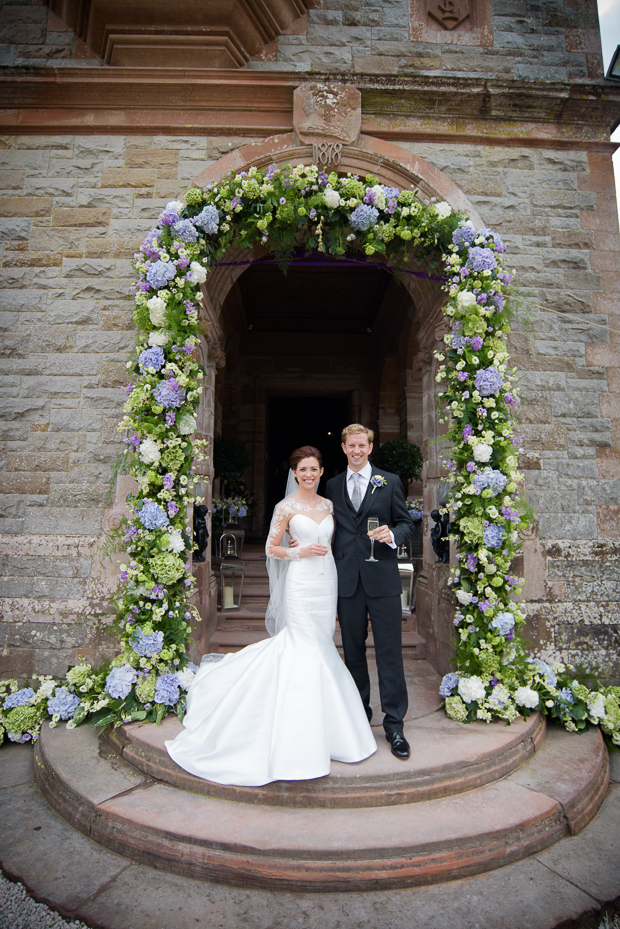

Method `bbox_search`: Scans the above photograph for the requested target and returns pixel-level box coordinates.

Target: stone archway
[187,131,486,673]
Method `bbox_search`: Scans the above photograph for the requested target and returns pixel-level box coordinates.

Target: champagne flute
[317,535,328,574]
[366,518,379,562]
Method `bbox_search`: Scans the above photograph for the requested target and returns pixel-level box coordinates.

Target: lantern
[398,562,416,614]
[218,532,245,612]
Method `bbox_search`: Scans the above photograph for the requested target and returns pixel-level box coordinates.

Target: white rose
[138,437,161,465]
[514,686,540,709]
[188,261,207,284]
[458,675,486,704]
[473,443,493,463]
[147,296,167,327]
[456,590,473,605]
[165,530,186,555]
[148,330,171,347]
[323,189,341,209]
[166,200,185,215]
[457,291,477,310]
[175,667,196,691]
[434,201,452,219]
[587,693,606,719]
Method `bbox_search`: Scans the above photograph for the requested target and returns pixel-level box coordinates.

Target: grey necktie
[351,472,361,511]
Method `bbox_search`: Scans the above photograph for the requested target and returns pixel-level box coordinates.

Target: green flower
[5,705,41,734]
[341,178,365,200]
[161,447,186,472]
[397,189,418,206]
[184,188,204,206]
[276,203,295,225]
[66,663,93,688]
[244,179,261,199]
[445,696,468,722]
[150,552,186,585]
[135,673,157,704]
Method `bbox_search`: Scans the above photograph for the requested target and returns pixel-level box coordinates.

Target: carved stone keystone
[293,83,362,145]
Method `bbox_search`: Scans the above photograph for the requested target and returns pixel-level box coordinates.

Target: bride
[165,445,377,787]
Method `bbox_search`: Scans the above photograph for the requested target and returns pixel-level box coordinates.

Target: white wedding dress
[165,499,377,786]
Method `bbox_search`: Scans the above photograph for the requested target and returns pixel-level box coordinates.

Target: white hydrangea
[177,412,197,435]
[175,667,196,691]
[139,437,161,465]
[457,291,477,310]
[514,686,540,709]
[38,680,56,699]
[147,295,167,327]
[587,693,606,719]
[166,200,185,214]
[456,589,473,605]
[188,261,207,284]
[148,330,171,347]
[323,189,341,209]
[458,675,486,704]
[473,443,493,463]
[165,530,186,554]
[368,185,386,209]
[434,201,452,219]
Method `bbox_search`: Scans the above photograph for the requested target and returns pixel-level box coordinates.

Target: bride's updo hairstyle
[290,446,323,470]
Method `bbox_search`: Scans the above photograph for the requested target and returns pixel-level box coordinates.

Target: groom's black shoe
[386,730,410,760]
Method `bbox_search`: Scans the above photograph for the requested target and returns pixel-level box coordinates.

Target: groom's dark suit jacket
[326,467,412,599]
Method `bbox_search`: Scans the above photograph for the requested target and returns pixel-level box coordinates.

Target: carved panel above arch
[410,0,493,46]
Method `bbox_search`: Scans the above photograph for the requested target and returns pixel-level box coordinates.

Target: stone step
[34,718,609,892]
[209,625,426,659]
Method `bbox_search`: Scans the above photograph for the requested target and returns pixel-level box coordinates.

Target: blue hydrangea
[138,347,165,373]
[484,525,506,549]
[480,229,503,247]
[139,501,169,530]
[467,246,497,273]
[193,205,219,235]
[558,687,574,704]
[47,686,81,720]
[153,380,186,409]
[474,367,504,397]
[132,629,164,658]
[3,687,35,709]
[439,672,459,697]
[491,293,504,312]
[172,219,198,243]
[528,658,558,688]
[452,225,477,248]
[350,204,379,231]
[490,612,515,636]
[105,666,137,700]
[384,186,400,200]
[154,673,180,706]
[146,260,177,290]
[472,467,508,496]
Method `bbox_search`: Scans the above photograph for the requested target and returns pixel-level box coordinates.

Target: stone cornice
[0,68,618,147]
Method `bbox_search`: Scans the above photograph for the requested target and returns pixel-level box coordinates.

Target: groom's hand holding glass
[367,524,393,544]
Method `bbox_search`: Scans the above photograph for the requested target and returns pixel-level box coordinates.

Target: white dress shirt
[346,463,396,548]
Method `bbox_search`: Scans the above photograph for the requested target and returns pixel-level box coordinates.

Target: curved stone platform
[103,709,546,808]
[34,701,609,892]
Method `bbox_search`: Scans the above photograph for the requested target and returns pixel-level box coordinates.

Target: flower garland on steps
[1,162,618,748]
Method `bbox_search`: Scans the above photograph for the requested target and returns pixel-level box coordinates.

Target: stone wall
[0,0,605,79]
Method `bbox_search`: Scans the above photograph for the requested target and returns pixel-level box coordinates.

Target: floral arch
[2,138,618,747]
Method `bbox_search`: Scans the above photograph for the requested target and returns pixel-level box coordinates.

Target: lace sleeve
[265,502,301,560]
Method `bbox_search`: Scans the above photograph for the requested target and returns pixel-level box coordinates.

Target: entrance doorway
[267,395,351,516]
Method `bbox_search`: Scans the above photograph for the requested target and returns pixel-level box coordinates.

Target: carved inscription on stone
[312,141,343,168]
[427,0,470,30]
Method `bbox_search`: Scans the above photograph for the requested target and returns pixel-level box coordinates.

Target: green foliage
[372,439,423,484]
[214,437,251,483]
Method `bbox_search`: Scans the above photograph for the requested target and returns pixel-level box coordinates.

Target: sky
[596,0,620,211]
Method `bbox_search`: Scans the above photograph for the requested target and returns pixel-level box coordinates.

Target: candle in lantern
[224,586,235,609]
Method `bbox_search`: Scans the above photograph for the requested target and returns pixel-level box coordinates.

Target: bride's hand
[299,544,329,559]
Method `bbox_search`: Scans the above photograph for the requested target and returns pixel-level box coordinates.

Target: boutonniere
[370,475,387,494]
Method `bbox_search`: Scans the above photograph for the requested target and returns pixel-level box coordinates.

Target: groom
[325,424,413,759]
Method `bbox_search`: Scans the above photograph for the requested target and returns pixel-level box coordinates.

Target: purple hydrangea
[472,467,508,496]
[193,205,219,235]
[439,672,459,697]
[350,204,379,231]
[167,500,179,518]
[154,673,180,706]
[484,525,506,549]
[138,347,165,373]
[491,293,504,312]
[146,260,177,290]
[481,229,503,247]
[474,366,504,397]
[132,629,164,658]
[452,225,477,248]
[470,337,484,351]
[172,219,198,243]
[528,658,557,688]
[105,666,137,700]
[3,687,35,709]
[47,686,81,720]
[153,379,186,409]
[141,229,161,260]
[490,612,515,636]
[467,247,497,273]
[139,501,169,530]
[384,186,400,200]
[463,424,474,439]
[158,210,179,226]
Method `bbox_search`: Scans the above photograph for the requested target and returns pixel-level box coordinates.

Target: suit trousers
[337,578,408,734]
